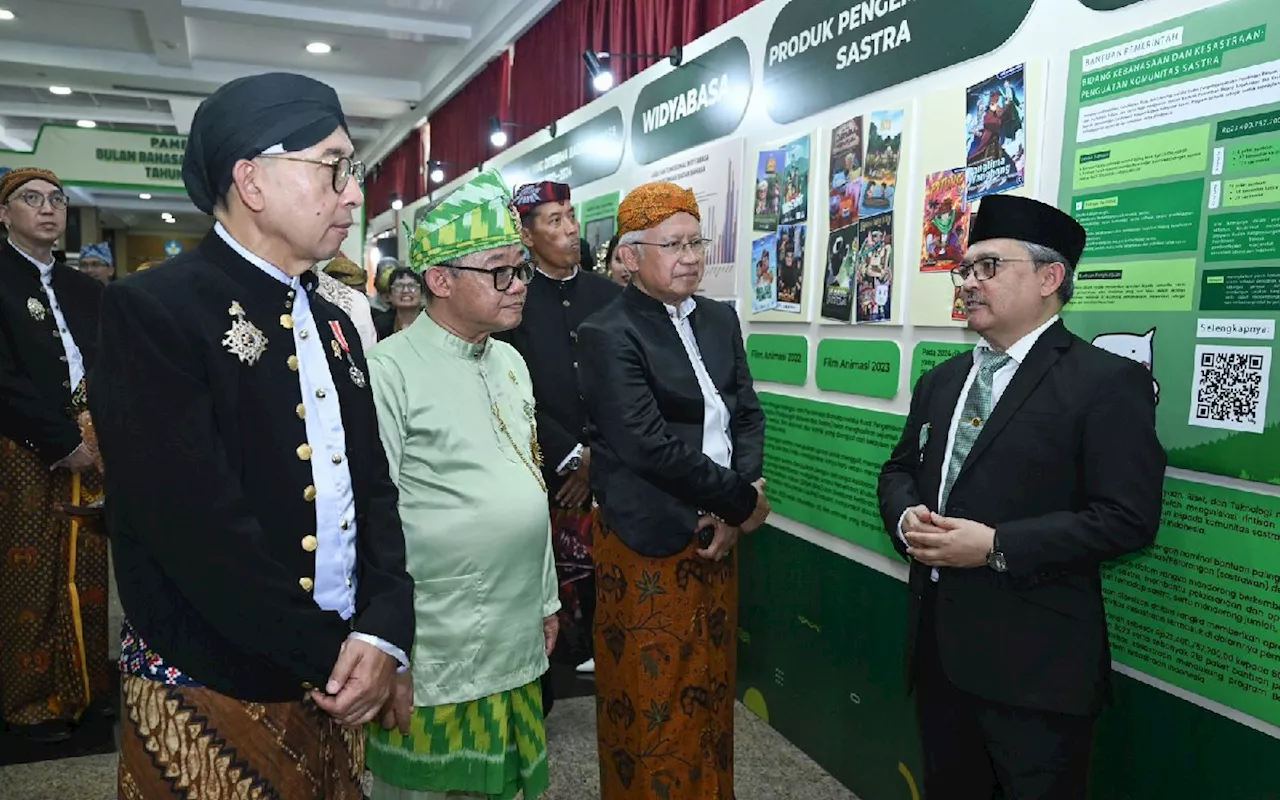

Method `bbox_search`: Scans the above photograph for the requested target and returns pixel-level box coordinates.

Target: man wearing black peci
[89,72,413,799]
[878,194,1165,799]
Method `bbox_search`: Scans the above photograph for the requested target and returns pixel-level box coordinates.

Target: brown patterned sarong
[592,518,738,800]
[118,674,365,799]
[0,436,110,726]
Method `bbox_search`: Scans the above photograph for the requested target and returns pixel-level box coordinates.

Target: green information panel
[814,340,900,399]
[579,192,619,223]
[1104,478,1280,727]
[746,334,808,386]
[757,392,904,559]
[910,341,974,389]
[1060,0,1280,485]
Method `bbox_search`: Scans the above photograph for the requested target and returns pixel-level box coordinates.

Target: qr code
[1188,345,1271,434]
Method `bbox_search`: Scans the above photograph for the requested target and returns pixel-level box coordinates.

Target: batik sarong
[549,504,596,665]
[592,518,738,799]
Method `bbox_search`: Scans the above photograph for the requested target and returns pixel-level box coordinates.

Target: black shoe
[13,720,74,743]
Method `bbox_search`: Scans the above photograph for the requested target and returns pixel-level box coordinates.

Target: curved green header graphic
[762,0,1036,124]
[631,38,752,165]
[500,106,625,190]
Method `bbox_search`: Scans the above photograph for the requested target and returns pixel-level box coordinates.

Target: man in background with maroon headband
[497,181,621,687]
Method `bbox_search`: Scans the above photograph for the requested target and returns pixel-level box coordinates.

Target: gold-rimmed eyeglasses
[629,238,712,258]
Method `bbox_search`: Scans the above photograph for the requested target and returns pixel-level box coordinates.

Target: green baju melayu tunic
[365,311,561,800]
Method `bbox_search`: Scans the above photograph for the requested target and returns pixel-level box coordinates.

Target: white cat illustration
[1091,328,1160,404]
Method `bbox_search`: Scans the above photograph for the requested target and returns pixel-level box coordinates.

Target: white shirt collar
[976,314,1060,366]
[214,222,298,288]
[535,265,579,282]
[7,238,55,279]
[665,296,697,322]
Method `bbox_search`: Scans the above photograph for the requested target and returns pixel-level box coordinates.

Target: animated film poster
[860,109,904,218]
[965,63,1027,201]
[828,116,863,234]
[776,224,806,314]
[952,286,968,321]
[753,149,786,231]
[920,169,970,272]
[779,135,811,226]
[855,212,894,323]
[751,232,780,313]
[821,222,860,323]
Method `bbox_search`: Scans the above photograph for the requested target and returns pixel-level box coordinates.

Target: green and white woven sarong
[366,680,550,800]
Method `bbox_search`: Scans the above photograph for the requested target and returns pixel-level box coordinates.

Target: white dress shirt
[215,224,407,668]
[904,315,1060,581]
[9,240,86,391]
[666,297,733,468]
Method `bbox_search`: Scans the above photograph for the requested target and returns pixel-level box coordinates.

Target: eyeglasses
[257,154,366,193]
[630,238,712,258]
[391,281,422,293]
[950,256,1036,287]
[10,190,69,210]
[450,260,534,292]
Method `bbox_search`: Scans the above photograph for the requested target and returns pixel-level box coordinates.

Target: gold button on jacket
[287,355,300,371]
[297,444,313,461]
[303,485,317,502]
[298,577,314,591]
[301,535,318,552]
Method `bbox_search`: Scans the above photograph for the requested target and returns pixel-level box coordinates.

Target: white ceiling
[0,0,559,229]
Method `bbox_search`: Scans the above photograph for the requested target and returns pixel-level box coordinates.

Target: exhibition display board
[427,0,1280,795]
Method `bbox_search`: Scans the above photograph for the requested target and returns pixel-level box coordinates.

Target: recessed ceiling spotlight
[0,9,15,21]
[49,85,73,95]
[76,119,96,128]
[306,42,332,55]
[139,193,152,200]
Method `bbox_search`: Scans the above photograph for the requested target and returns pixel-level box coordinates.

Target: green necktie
[940,351,1012,513]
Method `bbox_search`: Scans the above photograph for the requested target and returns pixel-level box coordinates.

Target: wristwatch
[565,455,583,472]
[986,530,1008,573]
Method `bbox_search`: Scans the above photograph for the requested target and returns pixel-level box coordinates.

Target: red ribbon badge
[329,320,351,354]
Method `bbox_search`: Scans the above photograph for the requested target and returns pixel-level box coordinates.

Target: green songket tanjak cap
[407,168,523,272]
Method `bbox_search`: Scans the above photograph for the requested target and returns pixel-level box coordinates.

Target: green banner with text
[746,334,808,386]
[814,339,900,399]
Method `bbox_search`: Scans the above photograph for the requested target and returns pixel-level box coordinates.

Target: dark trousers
[915,586,1095,800]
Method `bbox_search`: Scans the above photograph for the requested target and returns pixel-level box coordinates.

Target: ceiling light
[489,117,507,149]
[76,119,96,128]
[49,85,73,96]
[583,50,614,93]
[429,163,445,184]
[165,218,176,224]
[0,9,14,21]
[306,42,332,55]
[390,193,403,211]
[161,213,173,220]
[139,193,152,200]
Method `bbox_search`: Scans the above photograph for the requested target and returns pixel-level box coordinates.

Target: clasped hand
[313,638,399,729]
[902,506,995,569]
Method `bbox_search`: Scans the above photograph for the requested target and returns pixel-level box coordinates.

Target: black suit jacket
[88,232,413,702]
[496,269,621,496]
[577,286,765,558]
[878,320,1164,716]
[0,240,103,464]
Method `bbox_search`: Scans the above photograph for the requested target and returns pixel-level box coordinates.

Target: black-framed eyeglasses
[257,154,366,193]
[629,238,712,257]
[10,190,70,210]
[950,256,1036,287]
[450,260,534,292]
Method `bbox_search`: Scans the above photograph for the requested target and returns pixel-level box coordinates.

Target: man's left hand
[555,472,590,508]
[903,513,995,569]
[543,614,560,657]
[312,639,398,728]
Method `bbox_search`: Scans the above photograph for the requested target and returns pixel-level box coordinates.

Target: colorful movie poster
[951,286,968,321]
[965,64,1027,201]
[829,117,863,233]
[779,135,811,226]
[821,223,860,322]
[751,233,779,313]
[776,224,806,313]
[855,212,894,323]
[753,149,786,231]
[861,109,904,218]
[921,169,970,272]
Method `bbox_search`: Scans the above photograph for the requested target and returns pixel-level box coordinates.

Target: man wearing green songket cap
[364,168,559,800]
